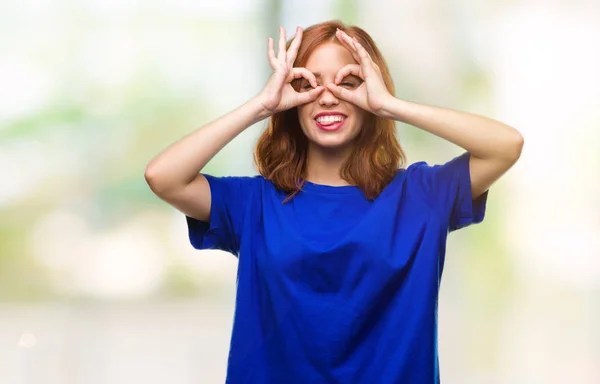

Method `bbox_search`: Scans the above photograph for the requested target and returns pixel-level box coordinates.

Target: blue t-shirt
[186,152,487,383]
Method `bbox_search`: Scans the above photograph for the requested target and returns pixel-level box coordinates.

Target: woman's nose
[318,84,340,106]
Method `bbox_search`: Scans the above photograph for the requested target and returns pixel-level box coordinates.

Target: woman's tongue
[316,118,346,132]
[318,117,345,127]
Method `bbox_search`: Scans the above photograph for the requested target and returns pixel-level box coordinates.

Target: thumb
[326,83,353,102]
[308,85,325,99]
[295,86,324,105]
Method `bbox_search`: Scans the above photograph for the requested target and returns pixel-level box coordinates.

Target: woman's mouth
[315,114,347,131]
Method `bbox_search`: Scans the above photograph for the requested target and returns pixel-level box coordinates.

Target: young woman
[145,20,523,384]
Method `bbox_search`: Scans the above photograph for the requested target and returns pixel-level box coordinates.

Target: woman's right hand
[257,26,324,116]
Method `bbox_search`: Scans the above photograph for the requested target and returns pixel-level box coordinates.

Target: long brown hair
[254,20,406,201]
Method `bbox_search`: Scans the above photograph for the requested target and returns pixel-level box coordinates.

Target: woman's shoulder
[397,157,457,184]
[202,173,279,195]
[402,159,437,174]
[203,173,266,183]
[386,161,431,184]
[380,160,440,197]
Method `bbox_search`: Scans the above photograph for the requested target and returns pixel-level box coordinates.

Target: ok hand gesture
[326,29,395,117]
[258,26,325,115]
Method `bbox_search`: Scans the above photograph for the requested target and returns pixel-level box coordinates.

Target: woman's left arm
[329,29,524,200]
[381,99,524,199]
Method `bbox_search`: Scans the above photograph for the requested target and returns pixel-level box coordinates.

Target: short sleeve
[407,152,488,231]
[185,174,259,256]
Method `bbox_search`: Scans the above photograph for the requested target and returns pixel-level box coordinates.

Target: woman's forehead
[304,43,357,75]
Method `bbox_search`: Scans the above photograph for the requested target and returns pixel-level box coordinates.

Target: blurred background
[1,0,599,382]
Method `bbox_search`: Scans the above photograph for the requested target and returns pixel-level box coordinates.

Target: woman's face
[297,43,366,152]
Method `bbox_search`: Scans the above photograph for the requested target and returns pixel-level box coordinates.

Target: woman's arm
[381,99,524,199]
[144,99,269,221]
[328,29,524,200]
[145,26,324,221]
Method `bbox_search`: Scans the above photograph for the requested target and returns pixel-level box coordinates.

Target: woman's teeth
[316,115,345,125]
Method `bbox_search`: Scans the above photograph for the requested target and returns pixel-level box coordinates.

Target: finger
[277,26,286,62]
[335,30,357,54]
[338,30,362,74]
[267,37,279,69]
[351,37,372,65]
[291,67,317,88]
[338,33,377,80]
[295,86,325,105]
[334,64,363,84]
[335,29,353,48]
[286,27,302,67]
[349,37,379,78]
[347,35,379,67]
[336,30,378,78]
[335,29,362,63]
[326,83,354,103]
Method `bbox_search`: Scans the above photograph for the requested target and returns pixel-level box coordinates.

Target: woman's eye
[340,82,356,88]
[300,81,319,91]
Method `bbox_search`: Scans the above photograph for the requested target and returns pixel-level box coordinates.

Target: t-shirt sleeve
[408,152,488,231]
[185,174,258,256]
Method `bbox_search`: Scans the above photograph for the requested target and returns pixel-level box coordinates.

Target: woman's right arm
[144,98,270,222]
[144,26,323,222]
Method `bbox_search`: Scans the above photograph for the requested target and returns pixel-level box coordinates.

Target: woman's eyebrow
[308,72,361,81]
[341,74,362,81]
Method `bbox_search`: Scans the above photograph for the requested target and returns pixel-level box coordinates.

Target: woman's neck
[304,145,353,186]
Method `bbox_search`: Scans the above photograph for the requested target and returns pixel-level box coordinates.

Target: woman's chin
[301,124,361,152]
[308,135,357,152]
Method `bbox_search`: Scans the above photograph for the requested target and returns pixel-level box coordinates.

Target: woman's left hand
[326,29,395,117]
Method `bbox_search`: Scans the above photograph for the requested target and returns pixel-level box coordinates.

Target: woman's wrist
[245,96,274,124]
[378,96,407,121]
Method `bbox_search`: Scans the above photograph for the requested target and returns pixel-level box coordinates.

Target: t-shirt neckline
[301,180,362,195]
